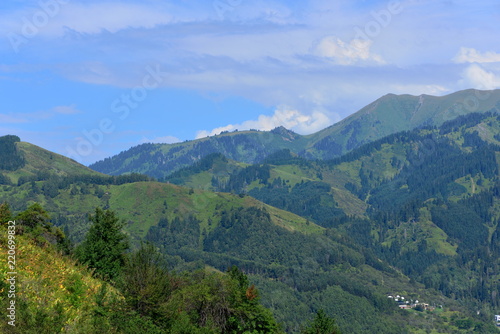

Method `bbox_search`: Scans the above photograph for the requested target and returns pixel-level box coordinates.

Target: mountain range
[2,88,500,333]
[89,89,500,179]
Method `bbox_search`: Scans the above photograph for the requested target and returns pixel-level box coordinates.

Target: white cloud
[461,64,500,90]
[139,135,180,144]
[195,106,331,139]
[52,104,80,115]
[314,36,385,65]
[453,47,500,64]
[59,3,172,35]
[0,110,53,123]
[390,84,449,96]
[0,2,174,38]
[0,113,28,124]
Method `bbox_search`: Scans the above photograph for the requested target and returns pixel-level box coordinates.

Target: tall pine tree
[76,208,129,281]
[302,309,341,334]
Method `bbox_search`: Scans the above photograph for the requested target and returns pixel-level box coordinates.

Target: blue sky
[1,0,500,165]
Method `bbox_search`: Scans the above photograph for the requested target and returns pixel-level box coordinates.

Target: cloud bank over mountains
[1,0,499,163]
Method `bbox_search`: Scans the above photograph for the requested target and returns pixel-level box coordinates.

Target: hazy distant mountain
[303,88,500,159]
[89,89,500,179]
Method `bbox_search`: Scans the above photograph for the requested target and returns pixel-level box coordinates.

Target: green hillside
[0,187,471,333]
[0,219,112,333]
[0,136,104,186]
[0,205,283,333]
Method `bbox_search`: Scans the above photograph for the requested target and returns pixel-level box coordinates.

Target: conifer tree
[302,309,341,334]
[76,208,129,281]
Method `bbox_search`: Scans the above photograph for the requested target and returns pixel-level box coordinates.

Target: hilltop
[0,135,103,186]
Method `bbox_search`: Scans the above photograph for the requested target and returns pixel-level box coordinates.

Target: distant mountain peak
[270,126,300,141]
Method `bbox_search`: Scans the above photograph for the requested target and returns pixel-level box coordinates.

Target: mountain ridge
[89,89,500,178]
